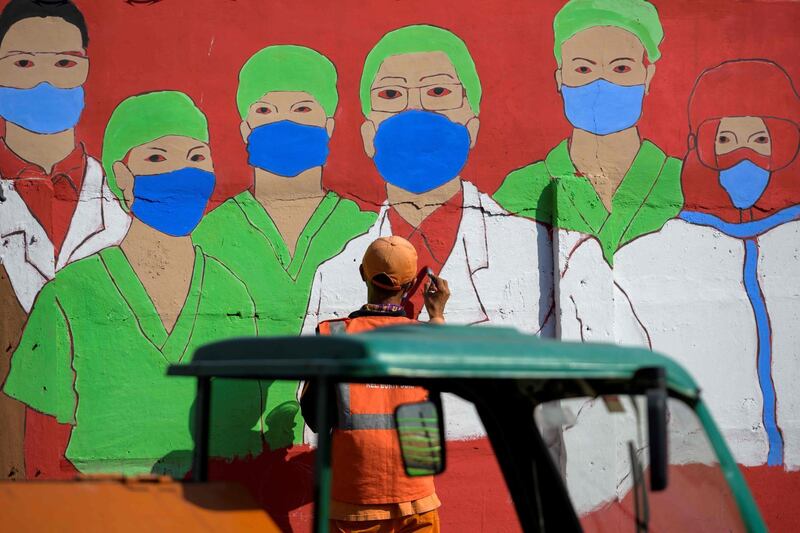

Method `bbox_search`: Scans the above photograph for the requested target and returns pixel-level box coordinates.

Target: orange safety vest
[318,315,435,505]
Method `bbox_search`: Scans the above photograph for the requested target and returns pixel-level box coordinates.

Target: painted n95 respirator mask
[561,79,645,136]
[372,110,470,194]
[246,120,330,177]
[0,82,85,134]
[131,167,216,237]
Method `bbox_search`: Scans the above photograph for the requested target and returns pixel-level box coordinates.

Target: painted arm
[3,283,79,478]
[0,231,49,313]
[4,283,77,421]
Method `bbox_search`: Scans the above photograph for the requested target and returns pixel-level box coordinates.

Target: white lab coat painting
[303,180,554,337]
[560,211,800,472]
[0,156,130,312]
[617,213,800,470]
[302,180,555,441]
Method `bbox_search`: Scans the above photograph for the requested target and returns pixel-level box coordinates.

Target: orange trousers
[329,510,440,533]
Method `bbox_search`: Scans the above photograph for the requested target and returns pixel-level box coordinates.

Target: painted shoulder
[492,159,552,222]
[199,193,250,226]
[329,192,379,233]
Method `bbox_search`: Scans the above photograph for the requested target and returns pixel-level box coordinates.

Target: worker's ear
[555,68,563,93]
[359,264,366,282]
[325,117,335,138]
[113,161,135,210]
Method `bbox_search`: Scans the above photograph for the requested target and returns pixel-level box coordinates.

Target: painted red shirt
[388,188,463,318]
[0,140,87,258]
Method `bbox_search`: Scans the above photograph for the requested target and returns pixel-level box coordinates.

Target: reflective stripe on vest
[336,383,396,430]
[319,316,420,430]
[328,320,347,335]
[318,315,435,503]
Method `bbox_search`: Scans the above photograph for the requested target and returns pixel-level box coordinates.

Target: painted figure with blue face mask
[614,60,800,474]
[491,0,686,515]
[191,46,378,448]
[4,90,267,479]
[494,0,682,265]
[0,0,130,481]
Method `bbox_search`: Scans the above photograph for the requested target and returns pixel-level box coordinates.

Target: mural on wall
[0,0,797,529]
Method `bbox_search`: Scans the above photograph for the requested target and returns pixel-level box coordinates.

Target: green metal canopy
[168,324,699,398]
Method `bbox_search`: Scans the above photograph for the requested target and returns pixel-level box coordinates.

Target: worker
[192,45,377,443]
[3,91,264,478]
[492,0,682,265]
[303,24,553,339]
[0,0,128,479]
[301,235,449,533]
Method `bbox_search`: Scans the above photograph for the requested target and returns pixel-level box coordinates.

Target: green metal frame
[694,401,767,533]
[169,324,767,532]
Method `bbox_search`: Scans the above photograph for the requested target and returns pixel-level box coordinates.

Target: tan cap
[361,236,418,291]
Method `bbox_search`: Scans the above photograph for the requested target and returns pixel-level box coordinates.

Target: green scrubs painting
[493,0,683,265]
[4,92,264,477]
[192,46,376,445]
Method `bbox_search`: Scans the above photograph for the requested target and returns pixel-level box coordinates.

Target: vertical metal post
[313,377,332,533]
[192,377,211,482]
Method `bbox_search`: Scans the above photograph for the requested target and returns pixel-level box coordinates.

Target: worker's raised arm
[423,274,450,325]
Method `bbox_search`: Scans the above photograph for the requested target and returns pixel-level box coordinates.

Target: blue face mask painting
[561,79,645,135]
[131,167,216,237]
[373,110,471,194]
[0,82,85,134]
[246,120,330,177]
[719,159,771,209]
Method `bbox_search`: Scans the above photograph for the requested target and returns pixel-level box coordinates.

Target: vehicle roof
[169,325,699,398]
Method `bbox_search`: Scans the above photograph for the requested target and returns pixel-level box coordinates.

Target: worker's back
[318,315,435,504]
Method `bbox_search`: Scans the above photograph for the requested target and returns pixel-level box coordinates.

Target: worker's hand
[423,274,450,324]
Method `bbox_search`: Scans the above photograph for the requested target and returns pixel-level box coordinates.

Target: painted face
[0,17,88,89]
[241,91,332,177]
[125,136,214,177]
[557,26,654,135]
[715,116,772,158]
[363,51,478,194]
[0,17,89,134]
[709,117,773,210]
[117,136,216,237]
[244,91,328,130]
[559,26,649,88]
[367,51,474,128]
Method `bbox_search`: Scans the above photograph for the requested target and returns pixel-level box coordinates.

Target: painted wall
[0,0,798,531]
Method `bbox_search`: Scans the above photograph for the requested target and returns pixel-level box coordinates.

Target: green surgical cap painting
[553,0,664,64]
[237,45,338,118]
[360,25,482,116]
[102,91,209,210]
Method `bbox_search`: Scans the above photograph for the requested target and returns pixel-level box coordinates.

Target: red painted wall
[3,0,798,530]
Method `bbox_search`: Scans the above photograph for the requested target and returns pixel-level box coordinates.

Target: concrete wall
[0,0,798,530]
